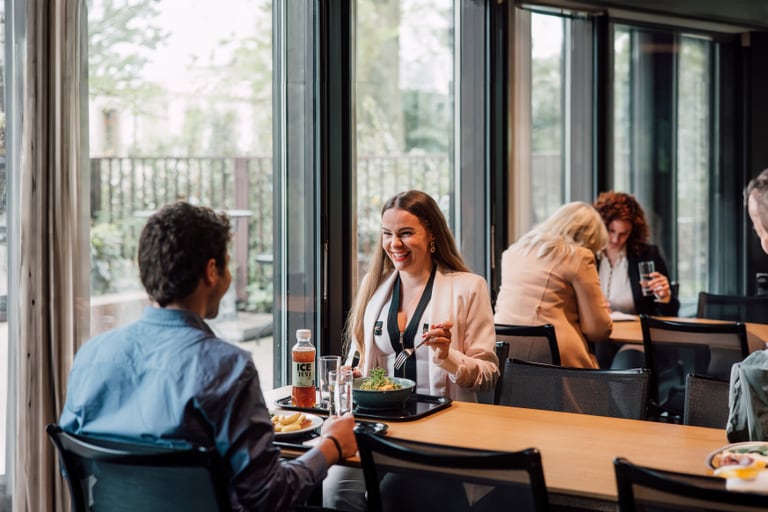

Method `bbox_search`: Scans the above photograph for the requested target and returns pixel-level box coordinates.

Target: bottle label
[293,361,315,387]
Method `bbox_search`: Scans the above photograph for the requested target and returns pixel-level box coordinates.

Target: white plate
[706,442,768,469]
[272,412,324,438]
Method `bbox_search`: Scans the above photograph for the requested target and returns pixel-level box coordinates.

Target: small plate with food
[271,411,324,438]
[707,442,768,473]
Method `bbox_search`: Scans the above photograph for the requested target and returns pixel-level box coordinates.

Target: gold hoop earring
[430,240,436,253]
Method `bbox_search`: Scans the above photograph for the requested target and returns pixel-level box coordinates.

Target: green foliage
[246,279,273,314]
[88,0,169,111]
[531,55,562,152]
[90,222,134,294]
[403,90,451,152]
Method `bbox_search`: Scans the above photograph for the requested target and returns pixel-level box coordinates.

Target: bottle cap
[296,328,312,340]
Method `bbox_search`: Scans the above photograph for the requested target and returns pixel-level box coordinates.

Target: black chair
[478,340,511,405]
[46,424,231,512]
[614,457,768,511]
[495,323,561,366]
[683,373,730,428]
[354,428,550,512]
[499,358,649,419]
[640,315,748,421]
[696,291,768,324]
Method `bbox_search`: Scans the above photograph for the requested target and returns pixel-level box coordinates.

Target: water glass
[318,355,341,409]
[638,260,655,297]
[327,370,339,415]
[335,368,354,415]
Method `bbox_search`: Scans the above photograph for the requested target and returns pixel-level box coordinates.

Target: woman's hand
[342,364,363,378]
[422,320,453,360]
[648,272,672,303]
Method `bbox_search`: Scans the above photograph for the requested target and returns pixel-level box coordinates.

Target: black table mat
[273,393,452,421]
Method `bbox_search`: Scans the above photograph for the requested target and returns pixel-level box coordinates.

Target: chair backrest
[614,457,768,511]
[640,315,748,417]
[696,291,768,324]
[354,428,550,512]
[477,341,511,405]
[495,323,561,366]
[499,358,649,419]
[683,373,730,428]
[46,424,231,512]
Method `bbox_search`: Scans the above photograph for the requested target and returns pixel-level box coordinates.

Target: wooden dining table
[264,386,729,507]
[609,316,768,353]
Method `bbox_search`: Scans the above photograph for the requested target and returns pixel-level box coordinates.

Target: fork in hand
[394,339,428,370]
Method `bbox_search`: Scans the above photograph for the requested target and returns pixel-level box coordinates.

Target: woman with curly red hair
[593,191,679,317]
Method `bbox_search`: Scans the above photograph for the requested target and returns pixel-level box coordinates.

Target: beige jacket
[494,245,612,368]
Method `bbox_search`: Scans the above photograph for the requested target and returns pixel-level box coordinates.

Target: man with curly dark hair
[60,202,357,511]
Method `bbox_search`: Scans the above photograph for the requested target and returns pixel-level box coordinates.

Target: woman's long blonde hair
[344,190,468,360]
[515,201,608,260]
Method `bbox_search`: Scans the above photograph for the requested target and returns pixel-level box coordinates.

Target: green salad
[359,368,402,391]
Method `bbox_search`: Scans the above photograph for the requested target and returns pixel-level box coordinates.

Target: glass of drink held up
[638,260,655,297]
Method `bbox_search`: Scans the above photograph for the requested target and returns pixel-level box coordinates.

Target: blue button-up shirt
[60,306,327,511]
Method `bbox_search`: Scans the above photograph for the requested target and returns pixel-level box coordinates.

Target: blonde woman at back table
[494,201,613,368]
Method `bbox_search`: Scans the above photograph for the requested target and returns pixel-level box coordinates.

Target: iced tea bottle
[291,329,316,407]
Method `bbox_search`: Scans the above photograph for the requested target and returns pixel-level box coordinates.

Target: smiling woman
[328,189,498,510]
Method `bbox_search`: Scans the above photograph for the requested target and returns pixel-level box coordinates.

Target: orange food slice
[714,464,765,480]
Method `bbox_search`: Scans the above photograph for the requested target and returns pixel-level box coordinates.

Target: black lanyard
[387,265,437,380]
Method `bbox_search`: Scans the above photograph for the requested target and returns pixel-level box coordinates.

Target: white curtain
[13,1,89,511]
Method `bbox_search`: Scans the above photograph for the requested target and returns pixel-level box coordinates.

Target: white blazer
[347,267,498,402]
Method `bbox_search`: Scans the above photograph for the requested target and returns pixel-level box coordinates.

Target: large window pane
[528,10,594,226]
[530,12,564,223]
[354,0,455,274]
[88,0,275,387]
[612,26,631,192]
[612,25,713,310]
[676,37,710,300]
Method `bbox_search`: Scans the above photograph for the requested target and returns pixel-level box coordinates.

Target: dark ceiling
[584,0,768,31]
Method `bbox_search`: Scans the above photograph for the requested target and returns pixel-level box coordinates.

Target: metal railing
[90,153,451,310]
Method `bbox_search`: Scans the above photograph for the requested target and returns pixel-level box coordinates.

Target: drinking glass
[638,260,655,297]
[327,370,339,416]
[318,355,341,409]
[336,368,354,415]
